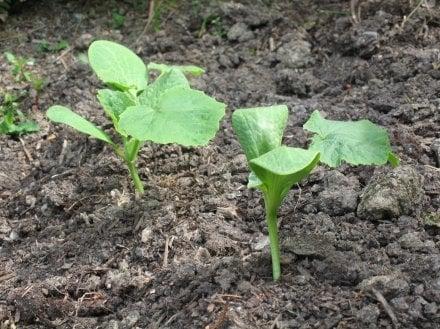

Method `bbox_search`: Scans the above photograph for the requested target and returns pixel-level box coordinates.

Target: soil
[0,0,440,328]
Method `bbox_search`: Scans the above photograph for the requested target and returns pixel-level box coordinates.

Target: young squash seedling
[232,106,398,281]
[47,40,225,194]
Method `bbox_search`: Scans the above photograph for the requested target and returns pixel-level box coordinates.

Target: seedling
[47,40,225,194]
[111,10,125,29]
[37,39,69,53]
[232,106,398,281]
[4,52,33,82]
[0,92,39,135]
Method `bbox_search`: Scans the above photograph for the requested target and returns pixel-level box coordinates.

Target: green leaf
[250,146,320,205]
[88,40,147,91]
[138,68,189,107]
[47,105,114,145]
[97,89,135,124]
[247,171,262,189]
[304,110,398,167]
[119,87,225,146]
[148,62,205,77]
[232,105,288,161]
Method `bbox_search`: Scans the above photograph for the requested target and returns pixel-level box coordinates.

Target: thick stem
[126,160,144,194]
[264,196,281,281]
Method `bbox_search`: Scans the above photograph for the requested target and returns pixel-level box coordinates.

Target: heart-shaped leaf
[97,89,135,129]
[250,146,320,206]
[118,87,225,146]
[304,110,399,167]
[232,105,288,161]
[138,68,189,107]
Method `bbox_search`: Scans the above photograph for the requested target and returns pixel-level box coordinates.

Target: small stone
[276,34,314,69]
[399,232,425,251]
[75,33,94,50]
[390,297,409,311]
[317,171,360,216]
[25,195,36,207]
[106,320,119,329]
[8,230,18,241]
[431,138,440,166]
[357,166,424,221]
[141,228,152,243]
[0,217,11,239]
[357,304,380,324]
[292,275,309,285]
[283,233,334,257]
[424,302,438,315]
[227,22,254,42]
[252,235,269,251]
[120,310,140,328]
[358,273,410,298]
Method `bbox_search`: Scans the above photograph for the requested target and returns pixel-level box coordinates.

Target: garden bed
[0,0,439,328]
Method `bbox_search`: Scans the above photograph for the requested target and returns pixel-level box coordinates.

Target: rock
[227,22,254,42]
[314,251,364,285]
[120,310,140,328]
[357,166,424,221]
[423,212,440,228]
[75,33,94,50]
[274,69,325,97]
[283,233,334,257]
[317,171,360,216]
[354,31,379,58]
[390,297,409,311]
[105,270,131,294]
[399,232,434,251]
[105,320,119,329]
[357,304,380,324]
[358,273,410,298]
[276,34,314,69]
[431,138,440,166]
[424,302,438,316]
[141,227,152,243]
[0,217,11,240]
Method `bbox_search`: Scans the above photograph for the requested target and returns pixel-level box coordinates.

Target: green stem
[126,160,144,194]
[264,195,281,281]
[114,142,145,194]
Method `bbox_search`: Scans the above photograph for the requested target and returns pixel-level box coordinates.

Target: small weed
[0,92,39,136]
[112,10,125,29]
[37,39,69,53]
[199,14,226,38]
[4,52,33,82]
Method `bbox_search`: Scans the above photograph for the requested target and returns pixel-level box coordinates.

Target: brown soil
[0,0,439,328]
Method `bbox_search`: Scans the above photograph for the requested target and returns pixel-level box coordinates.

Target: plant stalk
[264,195,281,281]
[126,160,144,194]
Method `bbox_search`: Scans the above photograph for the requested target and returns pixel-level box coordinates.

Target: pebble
[357,304,380,324]
[141,228,152,243]
[358,166,424,221]
[431,138,440,166]
[276,34,314,69]
[227,22,254,42]
[358,273,410,298]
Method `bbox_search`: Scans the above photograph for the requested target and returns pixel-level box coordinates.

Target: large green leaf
[138,68,189,107]
[232,105,288,161]
[88,40,147,91]
[304,110,399,167]
[97,89,135,124]
[118,87,225,146]
[47,106,114,145]
[250,146,320,206]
